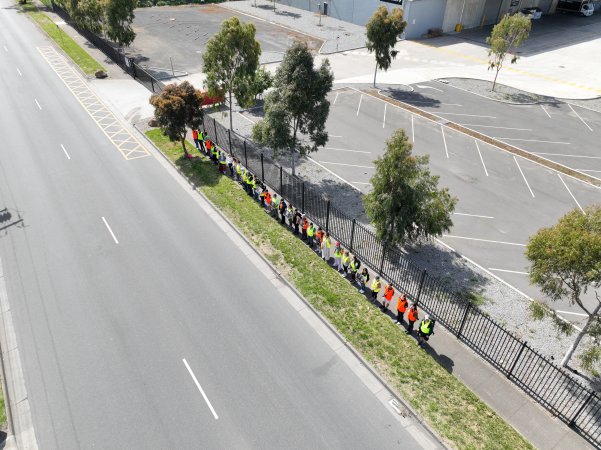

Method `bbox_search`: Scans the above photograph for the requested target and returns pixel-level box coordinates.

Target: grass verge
[147,129,533,450]
[21,3,105,75]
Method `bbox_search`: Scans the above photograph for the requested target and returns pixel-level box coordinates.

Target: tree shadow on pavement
[379,89,442,109]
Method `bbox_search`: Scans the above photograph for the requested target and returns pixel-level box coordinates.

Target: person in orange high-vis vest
[395,294,408,324]
[302,216,309,242]
[382,283,394,311]
[406,304,419,335]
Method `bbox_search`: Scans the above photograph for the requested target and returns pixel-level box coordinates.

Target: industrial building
[276,0,592,38]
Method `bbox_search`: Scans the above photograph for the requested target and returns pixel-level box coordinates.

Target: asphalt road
[0,4,432,449]
[266,86,601,326]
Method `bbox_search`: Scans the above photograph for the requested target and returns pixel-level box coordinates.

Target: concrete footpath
[30,7,597,450]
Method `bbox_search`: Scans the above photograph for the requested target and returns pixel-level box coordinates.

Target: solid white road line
[532,152,601,159]
[323,147,371,154]
[437,112,496,118]
[568,103,593,132]
[333,92,339,105]
[454,212,494,219]
[60,144,71,160]
[577,169,601,173]
[460,124,532,131]
[383,103,387,128]
[558,174,584,213]
[3,45,7,52]
[182,358,219,420]
[555,310,589,317]
[514,156,535,198]
[237,111,256,125]
[416,84,443,92]
[351,181,372,185]
[34,99,42,110]
[404,100,462,107]
[488,268,529,275]
[318,161,375,169]
[495,137,571,145]
[356,94,363,116]
[540,104,551,118]
[16,67,22,76]
[474,140,488,177]
[306,157,361,192]
[441,126,449,159]
[329,135,343,138]
[442,235,526,246]
[411,115,415,142]
[101,216,119,244]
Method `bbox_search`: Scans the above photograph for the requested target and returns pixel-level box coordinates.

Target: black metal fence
[50,2,164,93]
[202,114,601,448]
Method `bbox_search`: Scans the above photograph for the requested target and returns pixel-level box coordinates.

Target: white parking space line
[514,156,535,198]
[356,94,363,116]
[454,212,494,219]
[437,112,496,118]
[307,157,361,192]
[442,235,526,246]
[3,45,7,52]
[403,100,463,107]
[555,310,588,317]
[411,115,415,142]
[568,104,593,132]
[16,67,22,76]
[577,169,601,173]
[101,216,119,244]
[441,126,449,159]
[237,111,257,125]
[318,161,375,169]
[474,140,488,177]
[495,138,570,145]
[182,358,219,420]
[383,103,387,128]
[460,124,532,131]
[333,92,339,105]
[351,181,372,185]
[540,104,551,118]
[558,174,584,213]
[533,152,601,159]
[323,147,371,154]
[34,99,42,110]
[60,144,71,160]
[488,268,529,275]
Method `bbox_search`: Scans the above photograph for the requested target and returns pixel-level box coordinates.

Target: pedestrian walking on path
[293,209,301,235]
[371,276,382,302]
[349,255,361,282]
[395,294,408,324]
[417,315,436,347]
[334,242,343,271]
[382,283,394,311]
[302,216,309,241]
[307,222,316,248]
[287,204,294,230]
[341,250,351,277]
[279,198,287,224]
[199,130,206,153]
[406,303,418,335]
[192,129,200,150]
[358,267,369,294]
[272,194,280,218]
[321,231,331,262]
[218,151,227,174]
[315,227,324,251]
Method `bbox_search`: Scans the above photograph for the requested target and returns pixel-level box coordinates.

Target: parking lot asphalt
[241,86,601,326]
[130,4,322,76]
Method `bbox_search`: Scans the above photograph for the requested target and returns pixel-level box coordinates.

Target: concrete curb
[436,77,542,105]
[133,125,448,450]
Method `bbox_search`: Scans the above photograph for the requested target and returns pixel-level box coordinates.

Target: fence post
[261,153,265,182]
[507,341,528,379]
[228,129,233,155]
[349,219,356,251]
[301,182,305,213]
[415,269,427,306]
[569,391,596,428]
[456,303,472,338]
[325,201,331,232]
[151,78,154,92]
[213,119,219,146]
[280,166,283,194]
[244,141,248,167]
[378,243,387,276]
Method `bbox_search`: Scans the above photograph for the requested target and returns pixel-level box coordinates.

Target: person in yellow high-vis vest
[371,276,381,302]
[321,231,331,262]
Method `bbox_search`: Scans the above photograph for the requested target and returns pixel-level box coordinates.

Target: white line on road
[307,157,361,192]
[416,84,443,92]
[34,99,42,110]
[404,100,462,107]
[556,310,589,317]
[237,111,257,125]
[577,168,601,173]
[101,216,119,244]
[441,126,449,159]
[356,94,363,116]
[411,115,415,142]
[437,112,496,118]
[568,103,593,132]
[532,152,601,159]
[495,137,571,145]
[488,268,529,275]
[540,104,551,118]
[323,147,371,154]
[3,46,7,52]
[16,68,22,77]
[351,181,371,185]
[514,156,535,198]
[333,92,339,105]
[454,212,494,219]
[460,124,532,131]
[182,358,219,420]
[383,103,387,128]
[329,135,343,138]
[60,144,71,160]
[318,161,375,169]
[558,174,584,213]
[442,235,526,246]
[474,140,488,176]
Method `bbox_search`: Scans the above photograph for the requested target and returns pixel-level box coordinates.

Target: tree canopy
[365,6,406,88]
[526,205,601,369]
[486,13,531,91]
[252,42,333,175]
[364,129,457,246]
[202,17,261,130]
[149,81,204,156]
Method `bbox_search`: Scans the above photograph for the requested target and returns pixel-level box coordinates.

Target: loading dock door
[481,0,503,25]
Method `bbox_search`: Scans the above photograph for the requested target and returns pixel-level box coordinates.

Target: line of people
[192,127,436,348]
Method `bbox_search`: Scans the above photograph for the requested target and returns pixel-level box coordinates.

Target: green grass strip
[146,129,533,450]
[22,3,105,75]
